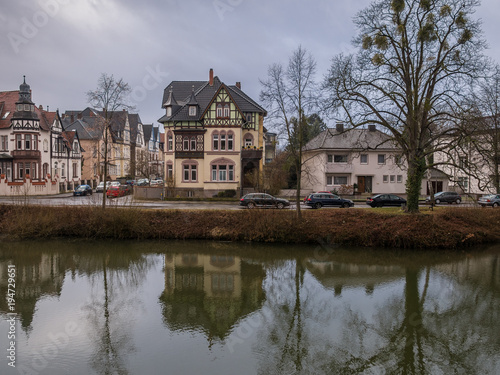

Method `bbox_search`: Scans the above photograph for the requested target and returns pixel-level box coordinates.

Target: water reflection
[0,241,498,375]
[159,252,266,343]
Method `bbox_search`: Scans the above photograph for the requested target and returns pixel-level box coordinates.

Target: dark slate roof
[143,124,152,142]
[158,75,266,123]
[304,128,400,151]
[65,118,103,140]
[128,113,143,145]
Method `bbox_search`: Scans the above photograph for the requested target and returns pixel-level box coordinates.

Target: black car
[239,193,290,209]
[366,194,407,208]
[305,193,354,209]
[427,191,461,204]
[73,184,93,196]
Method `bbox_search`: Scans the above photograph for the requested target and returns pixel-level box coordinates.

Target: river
[0,240,499,374]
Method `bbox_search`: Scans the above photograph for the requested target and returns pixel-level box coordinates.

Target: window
[168,134,173,151]
[326,176,333,185]
[166,107,172,117]
[327,155,333,163]
[43,163,49,178]
[25,134,31,150]
[458,177,468,189]
[220,133,226,151]
[73,163,78,178]
[213,132,219,150]
[190,137,196,151]
[378,154,386,164]
[18,163,24,179]
[183,163,197,182]
[223,105,229,117]
[217,104,223,117]
[16,134,22,150]
[390,175,395,183]
[334,176,348,185]
[227,133,233,151]
[211,163,234,181]
[0,136,7,151]
[244,133,254,147]
[383,175,388,183]
[61,163,65,177]
[334,155,348,163]
[167,164,173,179]
[43,139,48,152]
[54,162,58,176]
[395,155,402,165]
[459,156,468,169]
[397,175,403,183]
[183,136,189,151]
[360,154,368,164]
[189,106,196,116]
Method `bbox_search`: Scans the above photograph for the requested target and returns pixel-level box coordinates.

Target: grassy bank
[1,204,499,249]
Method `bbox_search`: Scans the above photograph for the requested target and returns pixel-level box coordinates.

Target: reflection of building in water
[434,253,500,291]
[306,260,406,296]
[0,253,65,330]
[159,253,265,341]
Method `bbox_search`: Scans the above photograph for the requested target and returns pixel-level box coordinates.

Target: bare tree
[466,65,500,194]
[260,46,317,219]
[87,74,133,209]
[324,0,489,212]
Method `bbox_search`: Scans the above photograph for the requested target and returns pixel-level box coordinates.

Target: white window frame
[378,154,386,165]
[360,154,368,164]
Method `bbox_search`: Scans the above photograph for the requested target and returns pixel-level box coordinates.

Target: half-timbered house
[158,69,267,197]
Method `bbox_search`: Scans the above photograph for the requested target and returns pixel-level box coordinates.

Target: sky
[1,0,500,128]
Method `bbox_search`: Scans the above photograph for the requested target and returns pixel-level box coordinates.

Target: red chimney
[236,82,241,89]
[209,68,214,86]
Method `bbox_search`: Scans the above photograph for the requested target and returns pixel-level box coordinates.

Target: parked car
[305,193,354,209]
[478,194,500,208]
[137,178,150,186]
[427,191,461,204]
[96,181,110,193]
[150,179,164,186]
[366,194,407,208]
[239,193,290,209]
[73,185,93,196]
[303,191,331,203]
[106,185,129,198]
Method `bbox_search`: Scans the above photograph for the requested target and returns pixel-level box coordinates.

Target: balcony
[11,150,41,159]
[241,148,262,160]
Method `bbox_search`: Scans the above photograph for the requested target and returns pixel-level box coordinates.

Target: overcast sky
[2,0,500,127]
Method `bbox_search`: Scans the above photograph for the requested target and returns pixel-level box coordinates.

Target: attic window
[189,106,196,116]
[223,105,229,117]
[1,111,9,119]
[166,107,172,117]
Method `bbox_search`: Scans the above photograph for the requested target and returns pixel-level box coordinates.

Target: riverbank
[1,204,499,249]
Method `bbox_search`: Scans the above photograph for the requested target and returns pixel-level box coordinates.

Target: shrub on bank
[0,205,499,249]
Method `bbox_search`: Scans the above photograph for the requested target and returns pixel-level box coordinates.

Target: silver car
[478,194,500,208]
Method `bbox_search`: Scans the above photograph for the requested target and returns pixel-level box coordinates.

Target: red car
[106,185,128,198]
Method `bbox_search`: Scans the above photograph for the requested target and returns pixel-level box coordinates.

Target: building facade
[158,69,267,197]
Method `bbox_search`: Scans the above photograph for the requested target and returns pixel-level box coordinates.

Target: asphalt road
[0,193,475,210]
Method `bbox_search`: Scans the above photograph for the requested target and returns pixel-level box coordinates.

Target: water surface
[0,240,499,374]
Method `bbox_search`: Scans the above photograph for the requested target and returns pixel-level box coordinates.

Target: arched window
[183,136,189,151]
[227,131,234,151]
[223,104,230,117]
[190,136,196,151]
[210,158,235,182]
[216,104,223,118]
[167,131,173,151]
[212,130,219,151]
[243,133,254,147]
[61,163,65,177]
[220,131,226,151]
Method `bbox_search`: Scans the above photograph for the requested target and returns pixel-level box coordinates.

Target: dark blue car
[305,193,354,209]
[73,185,93,196]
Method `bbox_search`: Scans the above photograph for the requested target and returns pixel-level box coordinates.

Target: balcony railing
[241,148,262,160]
[11,150,41,159]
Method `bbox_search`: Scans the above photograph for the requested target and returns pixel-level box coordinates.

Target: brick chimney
[236,82,241,89]
[209,68,214,86]
[336,122,344,132]
[368,124,376,132]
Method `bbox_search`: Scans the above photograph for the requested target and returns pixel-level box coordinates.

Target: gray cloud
[1,0,499,125]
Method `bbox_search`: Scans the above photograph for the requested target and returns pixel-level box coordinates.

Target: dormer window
[24,104,30,111]
[189,106,196,116]
[166,107,172,117]
[1,111,9,120]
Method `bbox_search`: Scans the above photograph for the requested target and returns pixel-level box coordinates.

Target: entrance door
[358,176,365,193]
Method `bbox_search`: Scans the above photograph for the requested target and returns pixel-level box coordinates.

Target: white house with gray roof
[301,124,428,195]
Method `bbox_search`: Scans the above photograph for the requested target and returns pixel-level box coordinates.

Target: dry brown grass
[0,204,499,249]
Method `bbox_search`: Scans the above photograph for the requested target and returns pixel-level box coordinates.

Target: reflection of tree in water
[255,253,500,375]
[80,249,156,375]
